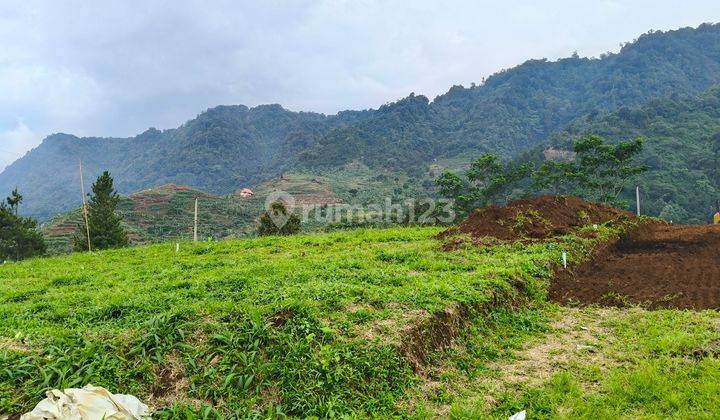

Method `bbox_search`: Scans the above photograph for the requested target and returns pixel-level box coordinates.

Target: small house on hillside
[239,188,254,198]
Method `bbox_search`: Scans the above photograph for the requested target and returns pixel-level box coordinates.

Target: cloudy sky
[1,0,719,169]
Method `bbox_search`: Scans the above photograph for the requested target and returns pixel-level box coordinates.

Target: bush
[258,202,301,236]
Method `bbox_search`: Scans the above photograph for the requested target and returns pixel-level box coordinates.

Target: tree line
[0,133,649,261]
[436,134,647,217]
[1,172,129,261]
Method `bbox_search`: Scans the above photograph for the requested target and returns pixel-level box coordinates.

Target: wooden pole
[79,160,92,252]
[636,186,641,217]
[193,198,198,242]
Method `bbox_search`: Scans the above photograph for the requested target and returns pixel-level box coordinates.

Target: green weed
[0,225,617,416]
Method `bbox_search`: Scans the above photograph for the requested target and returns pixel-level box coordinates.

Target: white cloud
[0,119,41,170]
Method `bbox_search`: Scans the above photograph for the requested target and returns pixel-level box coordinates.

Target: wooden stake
[79,160,92,252]
[193,198,198,242]
[636,186,641,217]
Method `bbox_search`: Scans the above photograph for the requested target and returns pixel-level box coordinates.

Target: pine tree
[73,171,129,251]
[0,190,45,261]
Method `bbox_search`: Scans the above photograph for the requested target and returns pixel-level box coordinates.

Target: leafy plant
[437,153,532,217]
[129,313,192,363]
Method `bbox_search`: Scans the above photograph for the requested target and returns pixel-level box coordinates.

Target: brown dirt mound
[440,196,633,242]
[551,222,720,310]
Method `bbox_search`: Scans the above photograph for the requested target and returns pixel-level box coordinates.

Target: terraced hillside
[42,184,262,254]
[41,165,430,254]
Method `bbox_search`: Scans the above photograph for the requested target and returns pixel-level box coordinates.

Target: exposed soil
[147,351,196,409]
[399,286,526,373]
[440,196,633,243]
[444,197,720,309]
[400,304,469,372]
[551,222,720,309]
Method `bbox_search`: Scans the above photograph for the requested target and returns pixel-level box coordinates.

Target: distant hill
[530,86,720,223]
[41,165,424,253]
[5,23,720,220]
[42,184,255,254]
[2,106,370,220]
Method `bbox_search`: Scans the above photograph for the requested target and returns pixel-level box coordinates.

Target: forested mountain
[301,23,720,168]
[535,86,720,223]
[1,106,370,219]
[4,23,720,220]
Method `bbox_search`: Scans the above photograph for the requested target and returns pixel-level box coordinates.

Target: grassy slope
[0,225,613,417]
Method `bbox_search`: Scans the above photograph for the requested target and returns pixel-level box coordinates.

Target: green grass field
[411,306,720,419]
[2,222,718,418]
[0,225,611,418]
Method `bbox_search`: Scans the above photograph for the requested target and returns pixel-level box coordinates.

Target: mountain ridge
[4,23,720,220]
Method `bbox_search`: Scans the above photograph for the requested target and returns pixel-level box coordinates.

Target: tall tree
[532,160,577,195]
[571,135,647,205]
[6,188,22,215]
[0,190,45,261]
[73,171,129,251]
[531,135,646,206]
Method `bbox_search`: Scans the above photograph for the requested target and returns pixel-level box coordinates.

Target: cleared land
[5,197,720,418]
[551,222,720,309]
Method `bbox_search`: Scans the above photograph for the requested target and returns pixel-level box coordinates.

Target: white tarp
[20,385,150,420]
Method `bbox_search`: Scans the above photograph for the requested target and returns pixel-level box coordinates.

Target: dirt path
[414,308,620,417]
[551,222,720,309]
[485,308,615,391]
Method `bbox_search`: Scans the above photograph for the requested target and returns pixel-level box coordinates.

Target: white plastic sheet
[21,384,150,420]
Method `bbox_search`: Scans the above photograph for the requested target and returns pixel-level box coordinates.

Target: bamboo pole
[194,198,198,242]
[79,160,92,252]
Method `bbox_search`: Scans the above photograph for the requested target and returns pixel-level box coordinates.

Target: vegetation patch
[407,306,720,418]
[0,225,616,417]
